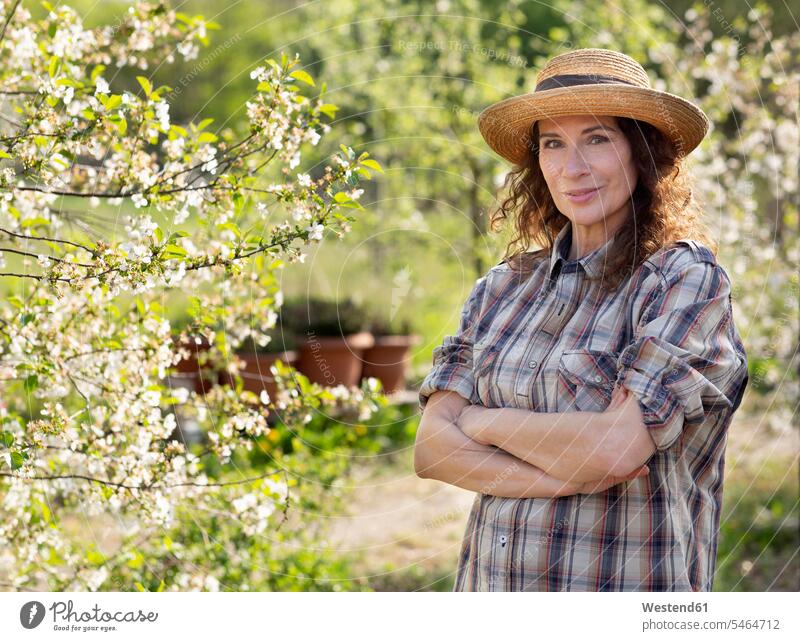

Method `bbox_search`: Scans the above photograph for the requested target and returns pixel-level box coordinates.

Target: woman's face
[537,114,638,235]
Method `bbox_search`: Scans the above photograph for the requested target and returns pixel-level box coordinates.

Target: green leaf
[20,217,50,228]
[333,192,351,203]
[289,70,315,86]
[127,551,145,570]
[10,451,24,470]
[24,375,38,393]
[197,132,218,144]
[104,94,122,111]
[152,85,172,99]
[47,546,65,566]
[48,56,59,78]
[90,65,106,82]
[360,159,383,173]
[318,104,339,119]
[196,118,214,131]
[38,500,51,524]
[136,76,153,98]
[167,231,189,243]
[109,114,127,134]
[170,124,188,137]
[163,244,187,257]
[86,549,106,566]
[0,150,12,159]
[134,582,146,592]
[188,296,201,318]
[0,431,13,447]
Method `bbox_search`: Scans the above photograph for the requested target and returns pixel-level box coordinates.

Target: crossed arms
[413,386,656,499]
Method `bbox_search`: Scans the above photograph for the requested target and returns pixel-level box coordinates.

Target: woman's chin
[560,208,608,226]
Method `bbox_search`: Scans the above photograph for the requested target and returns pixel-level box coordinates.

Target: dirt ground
[325,445,473,590]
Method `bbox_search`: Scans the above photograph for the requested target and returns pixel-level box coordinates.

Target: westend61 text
[642,602,708,613]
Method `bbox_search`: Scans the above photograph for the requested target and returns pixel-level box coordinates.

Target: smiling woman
[414,48,749,593]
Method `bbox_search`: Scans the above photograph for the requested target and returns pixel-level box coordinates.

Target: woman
[414,48,749,592]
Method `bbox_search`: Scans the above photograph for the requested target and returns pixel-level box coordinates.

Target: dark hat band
[535,73,638,91]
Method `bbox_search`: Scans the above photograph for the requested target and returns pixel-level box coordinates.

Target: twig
[0,246,94,267]
[0,0,22,47]
[0,468,286,490]
[0,225,94,254]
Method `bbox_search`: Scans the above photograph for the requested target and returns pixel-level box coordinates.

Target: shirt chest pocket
[472,342,502,407]
[557,348,620,412]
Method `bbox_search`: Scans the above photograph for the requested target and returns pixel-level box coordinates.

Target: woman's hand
[604,383,646,426]
[574,464,650,495]
[605,382,631,412]
[456,404,495,446]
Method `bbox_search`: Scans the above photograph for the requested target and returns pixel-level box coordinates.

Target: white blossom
[305,223,324,241]
[94,77,110,94]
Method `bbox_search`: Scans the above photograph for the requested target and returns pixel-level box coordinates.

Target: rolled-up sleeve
[615,259,749,451]
[418,275,489,412]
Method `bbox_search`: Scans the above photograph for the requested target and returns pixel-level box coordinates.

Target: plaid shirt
[418,221,749,591]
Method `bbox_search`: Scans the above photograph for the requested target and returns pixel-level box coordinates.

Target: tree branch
[0,468,286,490]
[0,0,22,48]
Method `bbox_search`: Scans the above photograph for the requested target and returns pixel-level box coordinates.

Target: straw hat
[478,48,709,165]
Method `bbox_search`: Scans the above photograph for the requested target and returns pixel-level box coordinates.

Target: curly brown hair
[489,117,717,292]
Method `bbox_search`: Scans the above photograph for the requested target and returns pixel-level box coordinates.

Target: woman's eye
[542,136,607,149]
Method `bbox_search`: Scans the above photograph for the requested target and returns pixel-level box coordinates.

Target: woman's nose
[563,145,591,177]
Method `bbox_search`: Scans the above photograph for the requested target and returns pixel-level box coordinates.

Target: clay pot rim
[234,349,298,361]
[299,331,375,350]
[367,334,422,347]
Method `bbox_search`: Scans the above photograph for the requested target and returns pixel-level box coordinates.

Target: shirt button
[499,535,508,546]
[528,360,538,369]
[594,375,603,383]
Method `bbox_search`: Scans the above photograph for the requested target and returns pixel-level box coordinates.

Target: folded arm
[414,390,648,497]
[457,386,656,482]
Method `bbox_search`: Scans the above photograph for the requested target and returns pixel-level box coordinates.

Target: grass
[714,454,799,591]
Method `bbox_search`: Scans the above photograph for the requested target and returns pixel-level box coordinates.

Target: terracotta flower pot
[360,334,421,394]
[296,331,375,387]
[220,350,299,403]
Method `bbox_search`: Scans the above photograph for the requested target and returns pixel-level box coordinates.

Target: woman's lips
[564,187,602,204]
